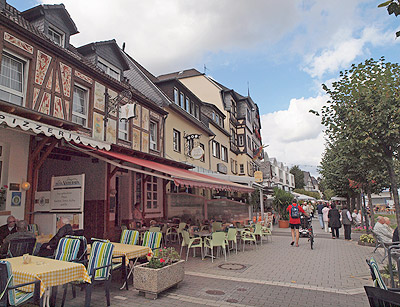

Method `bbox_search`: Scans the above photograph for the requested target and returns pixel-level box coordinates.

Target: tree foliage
[378,1,400,37]
[320,57,400,227]
[273,188,293,221]
[290,165,305,189]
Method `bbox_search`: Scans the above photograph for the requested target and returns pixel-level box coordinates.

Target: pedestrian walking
[287,199,308,247]
[328,203,341,239]
[341,206,352,240]
[317,202,324,229]
[322,204,330,232]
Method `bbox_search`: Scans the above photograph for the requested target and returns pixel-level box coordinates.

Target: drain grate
[205,290,225,296]
[218,263,247,271]
[226,299,238,303]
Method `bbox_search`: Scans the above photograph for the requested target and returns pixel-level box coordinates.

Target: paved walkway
[54,219,380,307]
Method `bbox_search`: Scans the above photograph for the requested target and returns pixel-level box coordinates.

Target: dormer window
[47,26,64,47]
[97,57,120,80]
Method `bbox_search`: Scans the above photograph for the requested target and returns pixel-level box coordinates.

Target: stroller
[300,215,314,249]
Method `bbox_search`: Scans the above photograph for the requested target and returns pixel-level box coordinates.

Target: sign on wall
[51,174,85,211]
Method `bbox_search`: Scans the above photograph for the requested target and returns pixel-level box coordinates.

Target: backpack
[290,204,300,219]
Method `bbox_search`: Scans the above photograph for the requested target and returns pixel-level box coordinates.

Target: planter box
[278,220,289,228]
[358,240,375,247]
[134,259,185,299]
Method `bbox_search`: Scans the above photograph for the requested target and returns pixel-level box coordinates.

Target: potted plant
[358,234,375,246]
[273,188,293,228]
[134,247,184,299]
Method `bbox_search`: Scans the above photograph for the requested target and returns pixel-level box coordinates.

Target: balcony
[230,141,240,154]
[230,113,239,126]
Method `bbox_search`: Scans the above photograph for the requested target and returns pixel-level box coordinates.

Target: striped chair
[0,260,41,306]
[65,235,88,261]
[120,230,139,245]
[27,224,39,235]
[142,231,162,250]
[54,237,80,262]
[366,257,388,290]
[62,240,115,307]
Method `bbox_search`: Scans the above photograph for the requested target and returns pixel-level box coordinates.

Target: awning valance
[0,111,111,150]
[78,147,253,193]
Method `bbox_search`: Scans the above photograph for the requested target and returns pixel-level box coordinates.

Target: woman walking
[328,204,341,239]
[322,204,330,232]
[341,206,352,240]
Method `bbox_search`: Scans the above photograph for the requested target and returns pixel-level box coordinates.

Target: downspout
[208,135,216,171]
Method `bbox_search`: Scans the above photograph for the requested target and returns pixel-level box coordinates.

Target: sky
[8,0,400,177]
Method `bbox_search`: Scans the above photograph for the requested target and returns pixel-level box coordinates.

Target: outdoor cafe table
[3,255,91,298]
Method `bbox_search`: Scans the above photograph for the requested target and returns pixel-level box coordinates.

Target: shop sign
[254,171,263,183]
[51,174,85,211]
[217,163,228,174]
[191,146,204,160]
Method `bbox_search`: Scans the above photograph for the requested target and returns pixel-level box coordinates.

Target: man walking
[317,202,324,229]
[287,199,308,247]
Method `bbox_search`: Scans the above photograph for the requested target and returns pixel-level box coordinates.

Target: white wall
[0,128,30,225]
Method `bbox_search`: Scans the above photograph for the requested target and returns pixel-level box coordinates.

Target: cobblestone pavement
[52,219,380,307]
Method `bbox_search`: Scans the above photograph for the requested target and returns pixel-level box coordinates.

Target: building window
[212,140,220,158]
[200,143,205,162]
[97,58,120,80]
[195,106,200,119]
[179,93,184,108]
[174,88,179,104]
[190,101,195,115]
[247,109,251,121]
[185,97,190,112]
[239,164,244,174]
[48,26,64,47]
[0,52,26,106]
[247,136,251,148]
[173,129,181,152]
[231,158,237,174]
[231,101,237,117]
[221,145,228,162]
[149,121,158,151]
[72,85,88,126]
[146,176,159,211]
[238,135,244,146]
[230,129,237,144]
[118,108,129,141]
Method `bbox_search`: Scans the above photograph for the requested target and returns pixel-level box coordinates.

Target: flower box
[358,240,375,247]
[134,259,185,299]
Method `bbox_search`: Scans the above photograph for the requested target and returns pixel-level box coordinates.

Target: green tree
[320,58,400,227]
[290,165,305,189]
[273,188,293,221]
[378,1,400,37]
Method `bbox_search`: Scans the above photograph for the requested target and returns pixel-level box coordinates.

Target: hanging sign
[254,171,263,183]
[120,103,137,120]
[50,174,85,211]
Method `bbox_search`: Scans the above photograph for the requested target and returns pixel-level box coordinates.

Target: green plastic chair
[366,257,388,290]
[241,230,257,251]
[204,232,227,263]
[212,222,222,232]
[176,223,187,244]
[142,232,162,250]
[120,230,139,245]
[181,230,203,261]
[225,228,238,254]
[262,225,272,242]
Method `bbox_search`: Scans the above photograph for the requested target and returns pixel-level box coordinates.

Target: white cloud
[261,95,328,176]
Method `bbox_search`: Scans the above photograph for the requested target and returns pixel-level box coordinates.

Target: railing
[230,141,240,154]
[230,113,239,126]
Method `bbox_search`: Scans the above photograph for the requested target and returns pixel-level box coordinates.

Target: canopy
[292,192,316,201]
[76,147,253,193]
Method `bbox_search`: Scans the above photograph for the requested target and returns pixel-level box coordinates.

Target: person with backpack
[287,199,309,247]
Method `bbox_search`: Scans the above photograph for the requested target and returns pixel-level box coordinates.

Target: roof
[21,4,78,35]
[157,68,203,82]
[77,39,130,71]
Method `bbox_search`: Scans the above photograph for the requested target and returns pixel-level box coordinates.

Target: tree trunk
[367,187,375,228]
[386,157,400,229]
[361,190,370,234]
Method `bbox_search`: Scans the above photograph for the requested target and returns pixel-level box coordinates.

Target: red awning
[90,148,253,193]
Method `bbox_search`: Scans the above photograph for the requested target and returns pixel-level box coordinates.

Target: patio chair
[253,224,265,245]
[0,260,42,307]
[6,237,36,258]
[225,228,238,255]
[181,230,203,261]
[212,222,222,232]
[27,224,39,235]
[65,235,88,262]
[120,230,139,245]
[54,237,81,262]
[262,224,272,242]
[241,230,257,252]
[61,240,115,307]
[142,232,162,250]
[366,257,400,291]
[176,223,187,245]
[372,230,400,263]
[204,232,227,263]
[364,286,400,307]
[149,226,161,232]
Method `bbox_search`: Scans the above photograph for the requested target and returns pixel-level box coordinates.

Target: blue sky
[8,0,400,176]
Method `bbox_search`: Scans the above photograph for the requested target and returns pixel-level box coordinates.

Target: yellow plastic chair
[204,232,227,263]
[176,223,187,244]
[180,230,203,261]
[241,230,257,251]
[149,226,161,232]
[225,228,238,254]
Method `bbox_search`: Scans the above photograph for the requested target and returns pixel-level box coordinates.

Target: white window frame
[47,25,64,47]
[179,93,184,108]
[239,164,244,174]
[118,107,129,141]
[97,57,121,80]
[0,51,29,106]
[212,140,220,158]
[185,97,190,112]
[149,121,158,151]
[221,145,228,162]
[173,129,181,152]
[174,88,179,104]
[72,84,89,127]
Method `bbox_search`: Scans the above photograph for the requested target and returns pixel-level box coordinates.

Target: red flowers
[147,253,152,257]
[159,258,165,263]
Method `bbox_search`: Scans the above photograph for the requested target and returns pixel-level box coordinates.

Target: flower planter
[358,240,375,247]
[278,220,289,228]
[134,259,185,299]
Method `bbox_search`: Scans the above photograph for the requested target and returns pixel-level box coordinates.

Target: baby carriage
[300,215,314,250]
